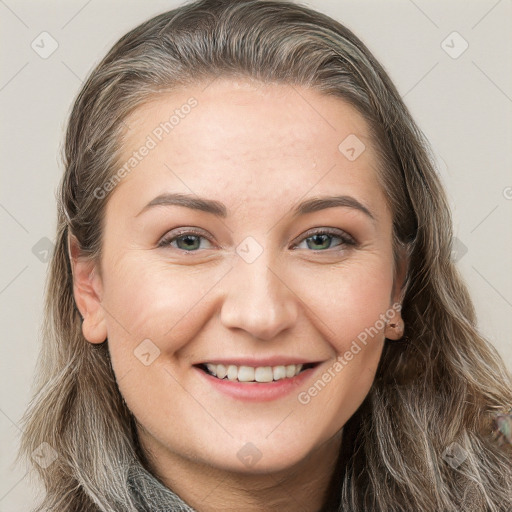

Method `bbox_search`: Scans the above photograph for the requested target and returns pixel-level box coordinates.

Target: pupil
[308,234,330,250]
[179,235,199,250]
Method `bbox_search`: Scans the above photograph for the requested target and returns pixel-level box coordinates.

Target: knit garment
[127,462,198,512]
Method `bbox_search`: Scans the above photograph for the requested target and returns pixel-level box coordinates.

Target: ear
[385,242,408,341]
[68,232,107,344]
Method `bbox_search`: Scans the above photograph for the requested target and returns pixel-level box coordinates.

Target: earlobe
[68,233,107,344]
[384,314,404,340]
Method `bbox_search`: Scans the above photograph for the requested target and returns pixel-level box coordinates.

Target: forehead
[125,78,371,157]
[110,79,388,220]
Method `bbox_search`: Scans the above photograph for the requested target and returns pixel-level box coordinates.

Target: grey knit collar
[127,461,198,512]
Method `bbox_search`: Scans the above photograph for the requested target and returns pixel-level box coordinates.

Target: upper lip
[194,357,322,367]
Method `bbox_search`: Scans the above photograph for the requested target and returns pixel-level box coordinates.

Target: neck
[140,429,344,512]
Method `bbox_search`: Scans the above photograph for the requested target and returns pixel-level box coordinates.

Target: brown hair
[19,1,512,510]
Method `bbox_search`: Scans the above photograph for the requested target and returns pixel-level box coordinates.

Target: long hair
[19,1,512,510]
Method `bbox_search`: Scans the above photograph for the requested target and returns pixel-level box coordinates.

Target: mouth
[194,362,318,383]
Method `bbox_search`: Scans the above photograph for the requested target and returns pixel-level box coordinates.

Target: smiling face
[71,78,405,478]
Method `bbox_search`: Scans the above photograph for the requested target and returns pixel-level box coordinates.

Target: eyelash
[157,227,357,253]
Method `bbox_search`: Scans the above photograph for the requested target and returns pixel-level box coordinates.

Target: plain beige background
[1,0,511,510]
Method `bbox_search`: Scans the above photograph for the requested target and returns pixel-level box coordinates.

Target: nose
[219,251,299,341]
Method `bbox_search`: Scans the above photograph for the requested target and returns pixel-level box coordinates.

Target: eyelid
[157,227,215,248]
[158,226,357,253]
[292,227,357,248]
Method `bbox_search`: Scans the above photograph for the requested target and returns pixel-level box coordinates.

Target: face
[72,78,405,475]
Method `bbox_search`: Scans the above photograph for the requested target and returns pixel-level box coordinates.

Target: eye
[158,228,214,252]
[158,227,357,253]
[292,228,357,251]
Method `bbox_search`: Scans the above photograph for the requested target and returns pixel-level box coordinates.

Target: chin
[209,449,310,475]
[196,434,320,475]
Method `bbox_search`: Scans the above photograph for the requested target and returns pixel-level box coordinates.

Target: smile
[193,360,323,402]
[198,362,317,382]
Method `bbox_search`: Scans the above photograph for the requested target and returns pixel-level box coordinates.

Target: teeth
[203,363,305,382]
[273,365,287,380]
[227,365,238,381]
[206,363,218,376]
[255,366,273,382]
[285,364,296,378]
[238,366,255,382]
[215,364,227,379]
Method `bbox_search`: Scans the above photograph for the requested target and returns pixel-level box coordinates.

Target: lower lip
[194,365,321,402]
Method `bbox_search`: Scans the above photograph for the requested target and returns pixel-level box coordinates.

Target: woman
[19,0,512,511]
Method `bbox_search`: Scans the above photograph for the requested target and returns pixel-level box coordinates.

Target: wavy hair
[19,0,512,510]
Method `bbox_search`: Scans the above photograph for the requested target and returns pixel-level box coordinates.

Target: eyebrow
[137,192,376,222]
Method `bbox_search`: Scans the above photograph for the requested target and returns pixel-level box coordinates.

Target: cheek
[101,255,230,363]
[100,258,221,419]
[298,255,395,351]
[292,257,392,411]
